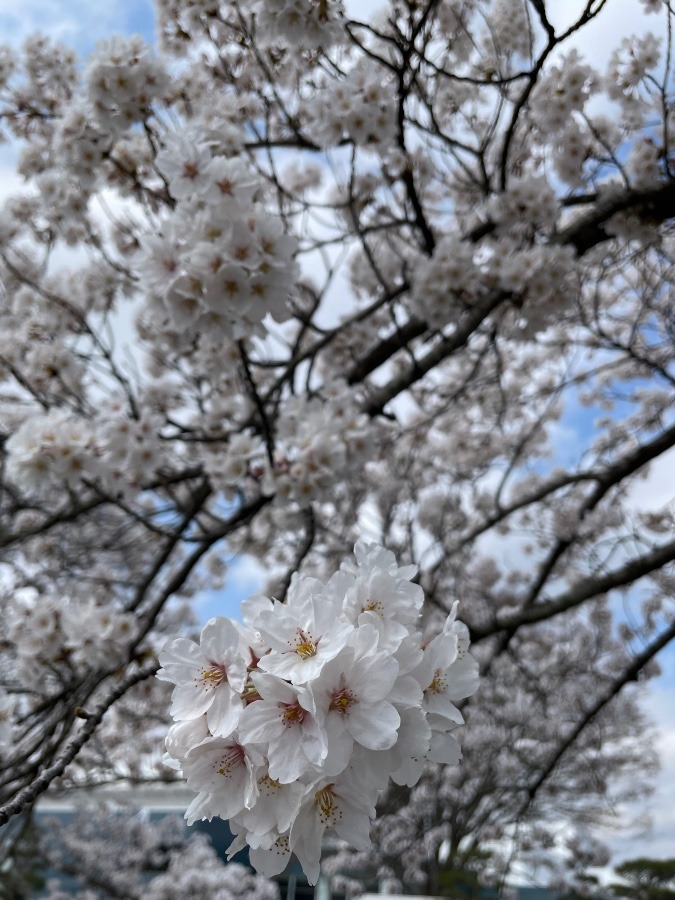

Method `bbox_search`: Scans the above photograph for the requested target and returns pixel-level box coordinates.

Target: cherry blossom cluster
[202,430,266,500]
[6,587,135,677]
[158,541,478,884]
[38,36,168,190]
[489,174,560,234]
[482,0,530,58]
[307,62,397,149]
[411,232,576,334]
[139,132,298,342]
[199,383,374,506]
[606,32,661,98]
[4,405,166,498]
[491,244,577,332]
[40,804,281,900]
[626,135,664,188]
[530,50,596,137]
[0,295,85,401]
[261,385,374,506]
[411,233,480,327]
[85,36,169,135]
[5,410,96,494]
[604,32,661,128]
[549,120,592,187]
[251,0,345,47]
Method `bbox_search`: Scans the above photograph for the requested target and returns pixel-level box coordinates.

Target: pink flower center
[329,687,357,716]
[199,662,227,690]
[425,668,448,695]
[214,744,245,776]
[281,701,307,726]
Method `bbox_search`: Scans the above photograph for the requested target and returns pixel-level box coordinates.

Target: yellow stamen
[315,785,342,826]
[214,745,244,775]
[199,662,227,690]
[426,668,448,695]
[329,687,357,715]
[282,702,306,725]
[294,629,317,659]
[363,599,384,615]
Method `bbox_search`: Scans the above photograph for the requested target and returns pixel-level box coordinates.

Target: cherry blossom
[237,675,327,783]
[1,0,674,893]
[182,737,262,825]
[157,617,248,737]
[160,543,476,883]
[254,577,352,684]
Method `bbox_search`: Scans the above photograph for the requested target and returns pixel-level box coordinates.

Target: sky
[0,0,155,52]
[1,0,674,882]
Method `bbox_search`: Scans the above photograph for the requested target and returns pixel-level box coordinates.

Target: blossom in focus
[182,737,263,825]
[254,575,352,684]
[238,675,327,783]
[159,542,478,884]
[157,617,247,737]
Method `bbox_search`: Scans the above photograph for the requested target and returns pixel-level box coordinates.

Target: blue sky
[1,0,673,877]
[196,557,265,623]
[0,0,156,54]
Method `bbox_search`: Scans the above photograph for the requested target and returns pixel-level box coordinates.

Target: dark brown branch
[554,180,675,255]
[0,660,159,827]
[522,616,675,807]
[357,179,675,417]
[474,537,675,638]
[363,292,504,416]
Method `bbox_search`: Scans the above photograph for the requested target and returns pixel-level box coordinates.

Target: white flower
[158,541,478,886]
[234,768,305,838]
[290,777,375,885]
[440,602,480,702]
[389,706,433,787]
[428,728,462,767]
[254,575,352,684]
[310,626,400,776]
[138,227,183,290]
[228,826,293,879]
[411,608,479,731]
[156,133,213,200]
[5,410,95,493]
[183,737,262,824]
[238,674,326,783]
[164,718,210,771]
[248,830,292,879]
[157,617,247,737]
[237,594,274,664]
[340,541,423,649]
[203,157,258,209]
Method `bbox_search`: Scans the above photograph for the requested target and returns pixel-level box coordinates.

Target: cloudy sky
[1,0,673,881]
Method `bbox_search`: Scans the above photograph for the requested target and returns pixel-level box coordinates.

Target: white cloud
[623,445,675,514]
[594,683,675,869]
[226,554,266,591]
[548,0,657,67]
